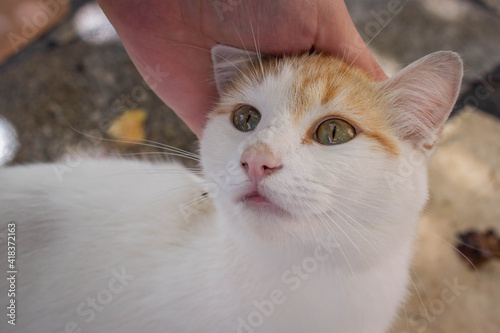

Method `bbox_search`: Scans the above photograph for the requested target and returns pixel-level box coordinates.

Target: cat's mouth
[241,191,288,215]
[243,191,270,204]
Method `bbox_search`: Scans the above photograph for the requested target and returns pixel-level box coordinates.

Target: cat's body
[0,159,409,333]
[0,46,462,333]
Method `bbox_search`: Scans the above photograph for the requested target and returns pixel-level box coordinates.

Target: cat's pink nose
[241,145,282,184]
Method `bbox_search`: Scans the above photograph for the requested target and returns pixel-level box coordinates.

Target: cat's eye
[314,118,356,145]
[232,105,261,132]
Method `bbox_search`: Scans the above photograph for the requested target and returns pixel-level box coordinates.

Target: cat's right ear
[211,44,260,93]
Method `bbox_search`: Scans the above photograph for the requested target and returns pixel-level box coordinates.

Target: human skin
[97,0,386,137]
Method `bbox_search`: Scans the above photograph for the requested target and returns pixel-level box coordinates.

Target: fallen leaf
[107,109,147,144]
[456,228,500,269]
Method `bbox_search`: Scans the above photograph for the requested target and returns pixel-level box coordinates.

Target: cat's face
[201,45,462,252]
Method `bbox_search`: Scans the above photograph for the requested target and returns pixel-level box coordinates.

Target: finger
[98,0,213,138]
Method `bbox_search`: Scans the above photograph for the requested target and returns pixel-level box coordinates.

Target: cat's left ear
[381,51,463,150]
[211,44,261,93]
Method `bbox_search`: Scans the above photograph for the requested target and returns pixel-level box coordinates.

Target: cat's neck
[210,200,420,278]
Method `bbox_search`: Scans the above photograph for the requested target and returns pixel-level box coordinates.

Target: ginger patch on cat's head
[289,54,400,157]
[211,49,400,157]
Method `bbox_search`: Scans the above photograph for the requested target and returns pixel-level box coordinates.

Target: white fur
[0,48,462,333]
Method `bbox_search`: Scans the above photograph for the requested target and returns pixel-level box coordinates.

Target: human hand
[97,0,387,138]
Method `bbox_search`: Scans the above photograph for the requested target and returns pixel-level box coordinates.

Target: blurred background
[0,0,197,167]
[0,0,499,332]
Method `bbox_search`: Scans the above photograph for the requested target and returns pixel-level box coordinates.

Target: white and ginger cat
[0,45,462,333]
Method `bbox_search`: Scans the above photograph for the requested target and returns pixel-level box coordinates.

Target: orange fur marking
[213,53,401,157]
[289,54,400,156]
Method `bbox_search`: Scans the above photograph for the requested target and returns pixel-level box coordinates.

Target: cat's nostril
[240,144,282,182]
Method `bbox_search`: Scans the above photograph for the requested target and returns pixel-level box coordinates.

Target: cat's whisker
[304,212,322,249]
[342,0,411,81]
[315,181,388,213]
[177,191,213,215]
[171,42,265,95]
[307,187,421,320]
[246,8,265,78]
[322,185,471,327]
[401,303,412,332]
[327,198,386,255]
[327,190,383,215]
[340,12,350,66]
[94,182,211,227]
[410,266,433,303]
[319,204,380,274]
[63,119,202,160]
[311,205,357,278]
[67,169,205,182]
[406,268,433,325]
[313,207,371,328]
[321,190,385,229]
[116,151,201,163]
[126,168,204,177]
[116,151,199,158]
[165,42,254,86]
[119,137,201,159]
[142,183,211,204]
[419,225,481,277]
[327,193,429,291]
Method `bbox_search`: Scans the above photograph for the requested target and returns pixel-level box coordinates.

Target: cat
[0,45,462,333]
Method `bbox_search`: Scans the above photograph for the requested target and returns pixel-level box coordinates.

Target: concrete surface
[0,1,499,332]
[346,0,500,90]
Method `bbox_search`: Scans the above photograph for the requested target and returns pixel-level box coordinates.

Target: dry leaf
[107,109,147,144]
[456,228,500,269]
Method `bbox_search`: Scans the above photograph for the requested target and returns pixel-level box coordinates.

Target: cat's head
[201,45,462,253]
